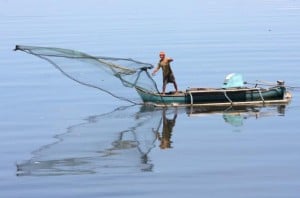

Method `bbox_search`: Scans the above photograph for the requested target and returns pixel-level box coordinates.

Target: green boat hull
[136,86,289,106]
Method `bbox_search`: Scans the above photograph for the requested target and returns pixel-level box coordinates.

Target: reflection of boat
[136,81,291,107]
[186,104,286,115]
[16,104,288,176]
[186,105,287,127]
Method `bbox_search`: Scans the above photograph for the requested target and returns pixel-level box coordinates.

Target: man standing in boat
[152,51,178,95]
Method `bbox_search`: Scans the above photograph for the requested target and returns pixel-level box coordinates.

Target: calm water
[1,0,300,197]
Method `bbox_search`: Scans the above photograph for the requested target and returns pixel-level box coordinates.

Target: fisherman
[152,51,178,95]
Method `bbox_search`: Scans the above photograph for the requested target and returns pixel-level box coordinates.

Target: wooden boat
[136,81,292,107]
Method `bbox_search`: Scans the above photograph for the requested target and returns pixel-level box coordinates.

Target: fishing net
[15,45,160,104]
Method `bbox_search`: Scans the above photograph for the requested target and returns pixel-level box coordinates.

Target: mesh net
[15,45,160,104]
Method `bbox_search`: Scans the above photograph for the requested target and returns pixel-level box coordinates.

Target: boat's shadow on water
[16,104,287,176]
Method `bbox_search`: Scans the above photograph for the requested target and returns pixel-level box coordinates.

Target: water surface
[1,0,300,197]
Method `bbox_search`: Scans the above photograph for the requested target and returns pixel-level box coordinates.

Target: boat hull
[136,86,291,107]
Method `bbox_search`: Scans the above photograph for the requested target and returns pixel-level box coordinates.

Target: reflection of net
[16,105,161,176]
[15,45,159,104]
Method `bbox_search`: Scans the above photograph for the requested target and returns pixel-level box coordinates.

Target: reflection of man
[157,109,177,149]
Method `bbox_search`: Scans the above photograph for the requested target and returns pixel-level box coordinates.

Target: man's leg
[173,81,178,93]
[162,82,166,95]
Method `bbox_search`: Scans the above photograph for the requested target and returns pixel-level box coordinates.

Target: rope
[256,88,265,103]
[187,91,194,106]
[223,90,233,104]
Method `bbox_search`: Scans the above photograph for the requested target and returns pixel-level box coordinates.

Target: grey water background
[1,0,300,197]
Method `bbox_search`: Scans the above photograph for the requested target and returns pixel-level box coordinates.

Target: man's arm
[167,57,173,62]
[152,65,161,75]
